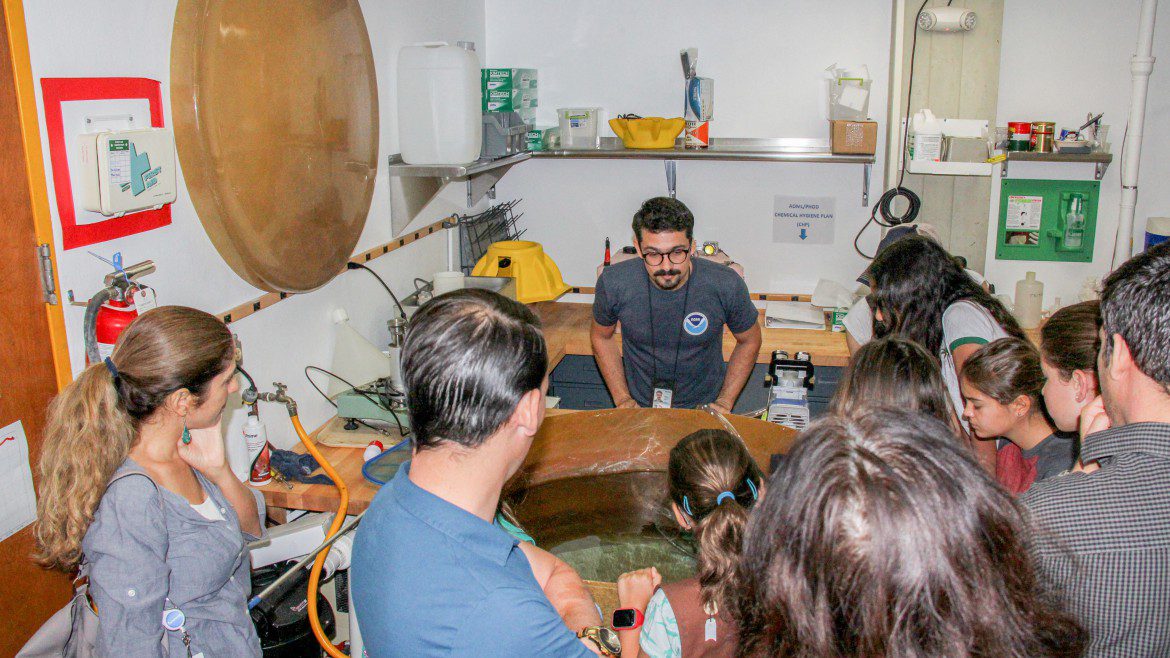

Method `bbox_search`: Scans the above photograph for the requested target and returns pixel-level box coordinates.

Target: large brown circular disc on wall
[171,0,378,292]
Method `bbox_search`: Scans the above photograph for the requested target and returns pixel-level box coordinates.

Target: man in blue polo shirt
[351,289,613,657]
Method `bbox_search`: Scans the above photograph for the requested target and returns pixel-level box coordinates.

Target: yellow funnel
[472,241,571,304]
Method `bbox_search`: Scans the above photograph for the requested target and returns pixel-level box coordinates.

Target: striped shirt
[1022,422,1170,657]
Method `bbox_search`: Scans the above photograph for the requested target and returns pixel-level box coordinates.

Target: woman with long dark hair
[866,234,1025,472]
[960,338,1076,494]
[34,306,264,657]
[831,335,966,442]
[733,409,1085,658]
[1038,300,1101,433]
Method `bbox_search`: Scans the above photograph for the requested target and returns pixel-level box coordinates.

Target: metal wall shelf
[387,152,530,236]
[532,137,874,163]
[1002,150,1113,180]
[533,137,874,205]
[387,138,876,233]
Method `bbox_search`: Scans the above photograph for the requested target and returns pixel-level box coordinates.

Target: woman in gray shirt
[34,306,265,657]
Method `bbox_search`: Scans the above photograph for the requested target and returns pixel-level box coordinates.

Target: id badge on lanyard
[652,380,674,409]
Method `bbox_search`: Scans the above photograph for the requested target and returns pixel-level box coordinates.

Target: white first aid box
[80,128,176,217]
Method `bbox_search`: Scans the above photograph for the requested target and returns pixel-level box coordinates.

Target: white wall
[484,0,892,295]
[988,0,1170,305]
[26,0,486,450]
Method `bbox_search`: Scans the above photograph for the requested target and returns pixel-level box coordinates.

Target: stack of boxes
[481,68,558,152]
[481,68,556,154]
[481,68,537,118]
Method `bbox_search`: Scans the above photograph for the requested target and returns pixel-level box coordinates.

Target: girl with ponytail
[33,306,265,657]
[616,429,764,657]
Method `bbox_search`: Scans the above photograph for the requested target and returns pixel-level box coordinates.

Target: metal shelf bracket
[665,160,678,198]
[388,152,531,236]
[862,163,871,206]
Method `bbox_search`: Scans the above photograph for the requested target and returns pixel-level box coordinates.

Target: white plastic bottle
[227,418,251,482]
[912,109,943,162]
[244,413,273,486]
[1014,271,1044,329]
[397,42,482,165]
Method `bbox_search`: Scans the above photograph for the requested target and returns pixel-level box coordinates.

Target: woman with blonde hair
[34,306,265,657]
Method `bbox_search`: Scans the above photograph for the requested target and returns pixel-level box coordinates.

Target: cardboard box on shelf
[829,119,877,155]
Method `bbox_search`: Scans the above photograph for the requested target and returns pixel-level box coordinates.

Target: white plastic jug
[912,109,943,162]
[398,42,481,165]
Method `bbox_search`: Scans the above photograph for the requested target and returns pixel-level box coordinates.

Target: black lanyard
[647,267,693,385]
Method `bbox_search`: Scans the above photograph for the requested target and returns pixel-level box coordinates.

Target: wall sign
[773,195,836,244]
[0,420,37,543]
[41,77,171,250]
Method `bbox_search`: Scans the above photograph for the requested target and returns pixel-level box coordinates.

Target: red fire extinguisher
[83,259,157,365]
[93,296,140,363]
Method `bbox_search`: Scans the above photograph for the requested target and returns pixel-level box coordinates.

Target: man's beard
[654,268,683,289]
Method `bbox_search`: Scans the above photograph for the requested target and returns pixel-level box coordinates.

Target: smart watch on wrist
[578,625,621,656]
[611,607,645,630]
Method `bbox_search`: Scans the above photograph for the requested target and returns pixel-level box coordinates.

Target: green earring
[181,421,191,445]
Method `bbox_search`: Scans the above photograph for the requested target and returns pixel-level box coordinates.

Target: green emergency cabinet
[996,178,1099,262]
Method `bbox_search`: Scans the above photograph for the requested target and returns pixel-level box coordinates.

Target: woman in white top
[864,234,1025,475]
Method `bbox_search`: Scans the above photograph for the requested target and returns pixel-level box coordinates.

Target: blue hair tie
[746,478,759,501]
[716,491,735,506]
[103,357,119,379]
[682,495,694,517]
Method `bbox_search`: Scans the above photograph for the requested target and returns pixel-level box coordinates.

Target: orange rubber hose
[290,414,349,658]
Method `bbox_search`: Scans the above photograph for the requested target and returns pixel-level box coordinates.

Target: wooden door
[0,2,71,653]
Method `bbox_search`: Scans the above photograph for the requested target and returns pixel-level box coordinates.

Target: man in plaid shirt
[1023,242,1170,657]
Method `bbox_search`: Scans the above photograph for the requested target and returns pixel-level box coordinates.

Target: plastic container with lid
[397,42,482,165]
[558,107,602,149]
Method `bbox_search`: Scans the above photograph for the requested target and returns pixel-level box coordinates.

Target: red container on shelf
[1007,121,1032,151]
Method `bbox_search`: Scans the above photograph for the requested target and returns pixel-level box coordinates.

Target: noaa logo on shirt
[683,312,709,336]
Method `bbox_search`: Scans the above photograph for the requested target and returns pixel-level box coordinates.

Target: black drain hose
[83,288,112,364]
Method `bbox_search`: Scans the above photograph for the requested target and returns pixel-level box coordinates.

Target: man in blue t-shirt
[351,289,616,657]
[591,197,762,412]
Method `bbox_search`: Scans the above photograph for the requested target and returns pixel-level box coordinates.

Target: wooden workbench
[531,301,850,369]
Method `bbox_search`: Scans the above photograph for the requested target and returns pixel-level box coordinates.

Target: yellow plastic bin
[608,117,685,149]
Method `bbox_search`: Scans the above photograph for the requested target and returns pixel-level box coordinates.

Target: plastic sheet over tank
[505,409,797,590]
[171,0,378,292]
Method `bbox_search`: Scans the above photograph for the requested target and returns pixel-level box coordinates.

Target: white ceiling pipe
[1114,0,1158,267]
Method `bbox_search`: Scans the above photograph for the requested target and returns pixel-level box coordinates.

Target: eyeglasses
[641,248,691,266]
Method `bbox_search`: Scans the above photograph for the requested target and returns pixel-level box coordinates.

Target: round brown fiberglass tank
[171,0,379,292]
[504,408,796,616]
